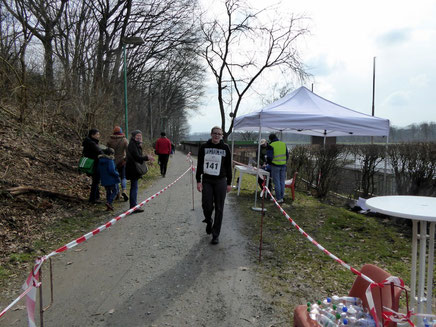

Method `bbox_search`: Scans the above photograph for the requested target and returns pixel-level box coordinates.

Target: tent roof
[233,86,390,137]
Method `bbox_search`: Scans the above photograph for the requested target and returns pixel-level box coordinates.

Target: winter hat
[260,139,267,146]
[113,126,123,134]
[131,130,142,138]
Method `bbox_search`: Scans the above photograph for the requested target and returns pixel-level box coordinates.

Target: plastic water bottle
[357,317,376,327]
[343,305,360,316]
[315,313,339,327]
[307,301,320,311]
[307,302,320,320]
[319,308,341,322]
[343,317,376,327]
[323,297,333,307]
[331,296,362,306]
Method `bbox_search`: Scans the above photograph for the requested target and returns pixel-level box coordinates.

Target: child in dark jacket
[98,148,120,211]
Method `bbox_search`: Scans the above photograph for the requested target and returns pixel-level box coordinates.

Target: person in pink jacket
[155,132,172,177]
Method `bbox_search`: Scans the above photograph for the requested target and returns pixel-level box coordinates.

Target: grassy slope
[233,171,415,321]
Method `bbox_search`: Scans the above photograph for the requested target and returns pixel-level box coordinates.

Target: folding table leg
[425,222,435,314]
[410,220,418,311]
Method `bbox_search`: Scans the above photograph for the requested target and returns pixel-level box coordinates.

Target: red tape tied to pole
[1,159,193,325]
[22,257,45,327]
[383,307,415,327]
[264,185,408,327]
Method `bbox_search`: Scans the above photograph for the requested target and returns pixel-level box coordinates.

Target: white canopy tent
[232,86,390,210]
[234,86,390,137]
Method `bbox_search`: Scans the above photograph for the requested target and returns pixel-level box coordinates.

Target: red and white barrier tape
[365,276,404,326]
[187,152,196,172]
[383,304,414,326]
[0,163,193,326]
[264,186,406,327]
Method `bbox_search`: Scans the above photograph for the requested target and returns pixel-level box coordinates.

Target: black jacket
[82,136,102,174]
[126,138,149,180]
[196,139,232,185]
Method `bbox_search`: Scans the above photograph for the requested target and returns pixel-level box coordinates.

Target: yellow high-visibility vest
[270,141,287,165]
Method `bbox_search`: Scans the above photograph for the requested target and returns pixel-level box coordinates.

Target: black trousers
[202,177,227,238]
[89,170,100,202]
[158,154,169,175]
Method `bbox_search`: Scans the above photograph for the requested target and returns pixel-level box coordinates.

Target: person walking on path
[266,133,288,203]
[82,129,103,204]
[126,130,155,213]
[155,132,172,177]
[196,126,232,244]
[107,126,129,201]
[98,147,120,211]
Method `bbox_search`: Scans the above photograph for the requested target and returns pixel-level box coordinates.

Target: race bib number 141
[204,154,222,176]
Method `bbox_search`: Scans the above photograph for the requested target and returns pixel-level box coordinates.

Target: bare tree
[0,2,33,122]
[1,0,67,88]
[1,0,204,138]
[199,0,309,140]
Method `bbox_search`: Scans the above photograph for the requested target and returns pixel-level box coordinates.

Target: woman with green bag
[82,129,103,203]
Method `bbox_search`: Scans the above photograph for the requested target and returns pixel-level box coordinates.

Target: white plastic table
[233,165,270,196]
[365,195,436,318]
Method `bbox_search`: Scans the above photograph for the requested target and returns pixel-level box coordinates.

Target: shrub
[388,143,436,195]
[288,145,351,198]
[349,144,386,197]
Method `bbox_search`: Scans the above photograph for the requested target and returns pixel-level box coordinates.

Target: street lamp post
[122,36,144,136]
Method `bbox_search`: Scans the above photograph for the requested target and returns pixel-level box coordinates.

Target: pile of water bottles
[307,295,376,326]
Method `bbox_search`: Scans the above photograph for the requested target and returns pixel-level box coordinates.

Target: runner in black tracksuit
[196,127,232,244]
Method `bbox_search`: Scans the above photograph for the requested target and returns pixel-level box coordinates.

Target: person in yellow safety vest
[266,133,289,203]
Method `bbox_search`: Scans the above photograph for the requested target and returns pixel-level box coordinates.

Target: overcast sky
[189,0,436,134]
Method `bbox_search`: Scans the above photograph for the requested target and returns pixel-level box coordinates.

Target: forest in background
[186,122,436,143]
[0,0,205,143]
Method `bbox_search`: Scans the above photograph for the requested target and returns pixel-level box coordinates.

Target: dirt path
[1,152,283,327]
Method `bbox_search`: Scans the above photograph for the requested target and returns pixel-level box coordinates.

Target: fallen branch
[0,104,19,119]
[7,186,86,202]
[2,165,8,179]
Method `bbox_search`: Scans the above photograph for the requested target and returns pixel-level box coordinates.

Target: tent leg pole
[252,127,265,212]
[383,136,388,195]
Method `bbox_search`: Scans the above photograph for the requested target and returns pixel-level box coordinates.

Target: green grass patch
[9,253,34,264]
[0,266,8,279]
[233,172,417,320]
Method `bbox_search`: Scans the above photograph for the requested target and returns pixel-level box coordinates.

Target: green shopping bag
[78,157,94,174]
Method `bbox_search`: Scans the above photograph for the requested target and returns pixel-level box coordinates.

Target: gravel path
[1,152,282,327]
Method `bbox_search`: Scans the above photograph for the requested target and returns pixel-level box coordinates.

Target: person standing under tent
[155,132,172,177]
[196,126,232,245]
[266,133,288,203]
[257,138,271,196]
